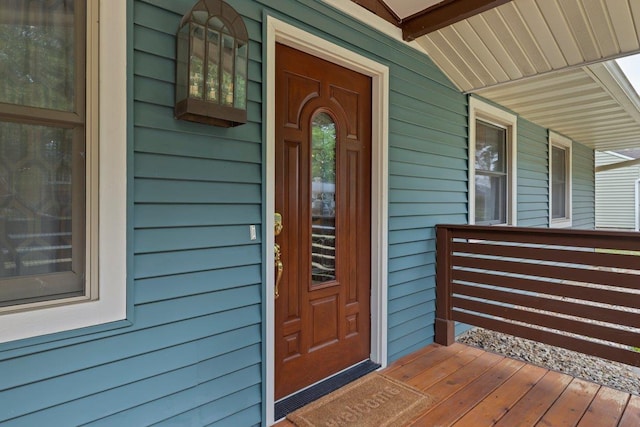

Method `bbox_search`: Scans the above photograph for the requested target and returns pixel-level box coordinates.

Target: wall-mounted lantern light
[175,0,248,127]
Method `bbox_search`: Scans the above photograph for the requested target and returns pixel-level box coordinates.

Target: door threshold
[274,359,381,420]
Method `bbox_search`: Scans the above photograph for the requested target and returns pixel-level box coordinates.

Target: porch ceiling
[475,62,640,151]
[346,0,640,151]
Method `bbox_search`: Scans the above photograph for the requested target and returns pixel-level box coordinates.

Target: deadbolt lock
[274,212,283,236]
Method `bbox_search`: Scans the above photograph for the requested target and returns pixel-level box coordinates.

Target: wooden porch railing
[435,224,640,367]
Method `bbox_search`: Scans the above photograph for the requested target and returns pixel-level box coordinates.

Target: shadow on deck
[276,342,640,426]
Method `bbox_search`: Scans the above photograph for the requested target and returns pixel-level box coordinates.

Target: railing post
[435,225,455,345]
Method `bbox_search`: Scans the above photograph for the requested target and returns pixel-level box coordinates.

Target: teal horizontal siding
[134,246,261,278]
[388,239,435,258]
[389,175,467,192]
[134,265,262,304]
[134,181,261,204]
[1,306,260,419]
[127,2,264,424]
[135,154,261,182]
[389,227,436,245]
[86,364,262,426]
[135,225,262,253]
[134,204,261,228]
[3,339,260,425]
[517,118,549,227]
[390,213,468,230]
[134,127,262,161]
[572,142,595,229]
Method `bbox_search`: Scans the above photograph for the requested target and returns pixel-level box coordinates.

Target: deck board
[536,378,600,426]
[618,395,640,427]
[577,387,629,427]
[412,357,525,426]
[273,343,638,426]
[406,345,483,390]
[493,370,573,427]
[453,363,548,426]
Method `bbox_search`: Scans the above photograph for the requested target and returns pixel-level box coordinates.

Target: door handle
[274,243,283,299]
[274,213,284,299]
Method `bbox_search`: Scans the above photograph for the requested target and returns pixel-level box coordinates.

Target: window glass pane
[234,42,247,109]
[0,121,83,306]
[475,121,506,172]
[189,24,205,99]
[206,28,220,102]
[221,34,235,106]
[0,0,85,311]
[552,146,567,219]
[475,174,506,224]
[311,113,336,284]
[0,1,76,111]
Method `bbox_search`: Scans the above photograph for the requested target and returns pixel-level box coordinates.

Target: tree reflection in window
[311,112,336,284]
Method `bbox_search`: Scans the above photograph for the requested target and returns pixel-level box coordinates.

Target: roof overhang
[341,0,640,152]
[352,0,513,41]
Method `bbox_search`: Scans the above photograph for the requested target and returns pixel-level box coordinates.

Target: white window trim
[0,0,127,344]
[636,179,640,232]
[468,97,517,226]
[549,132,572,228]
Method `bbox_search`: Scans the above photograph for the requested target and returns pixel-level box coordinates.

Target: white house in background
[596,151,640,231]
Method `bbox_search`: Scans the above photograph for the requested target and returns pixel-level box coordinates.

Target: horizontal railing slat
[452,269,640,310]
[453,297,638,348]
[452,282,640,329]
[453,256,639,290]
[452,241,640,271]
[453,311,640,367]
[445,225,640,252]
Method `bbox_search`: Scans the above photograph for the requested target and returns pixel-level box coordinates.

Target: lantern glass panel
[176,24,189,102]
[206,29,220,102]
[192,10,207,24]
[221,34,235,106]
[189,23,205,99]
[234,42,247,109]
[208,16,224,31]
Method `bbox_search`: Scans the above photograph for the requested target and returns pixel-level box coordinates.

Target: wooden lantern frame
[175,0,248,127]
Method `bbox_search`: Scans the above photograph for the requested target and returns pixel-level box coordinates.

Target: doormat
[287,373,434,427]
[275,360,380,420]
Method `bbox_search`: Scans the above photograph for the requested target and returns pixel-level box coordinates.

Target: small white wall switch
[249,225,257,240]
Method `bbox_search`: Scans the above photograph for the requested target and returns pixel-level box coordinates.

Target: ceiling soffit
[417,0,640,93]
[476,63,640,151]
[345,0,640,151]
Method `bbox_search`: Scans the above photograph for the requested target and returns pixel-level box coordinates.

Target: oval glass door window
[311,112,336,284]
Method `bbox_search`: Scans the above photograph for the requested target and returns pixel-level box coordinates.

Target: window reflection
[311,112,336,284]
[552,146,567,219]
[475,120,508,224]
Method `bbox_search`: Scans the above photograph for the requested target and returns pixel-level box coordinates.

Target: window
[0,0,126,344]
[468,97,517,225]
[549,132,572,228]
[1,0,87,309]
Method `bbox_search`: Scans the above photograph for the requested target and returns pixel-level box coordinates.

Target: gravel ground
[457,327,640,396]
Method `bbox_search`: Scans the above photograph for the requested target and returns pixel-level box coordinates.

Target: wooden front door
[274,43,372,400]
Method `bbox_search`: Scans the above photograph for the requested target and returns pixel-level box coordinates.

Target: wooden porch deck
[275,342,640,426]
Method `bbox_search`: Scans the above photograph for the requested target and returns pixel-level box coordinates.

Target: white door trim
[265,16,389,424]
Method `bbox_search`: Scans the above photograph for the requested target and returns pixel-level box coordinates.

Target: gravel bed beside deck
[458,327,640,396]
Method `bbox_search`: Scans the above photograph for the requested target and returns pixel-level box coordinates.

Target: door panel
[275,43,372,400]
